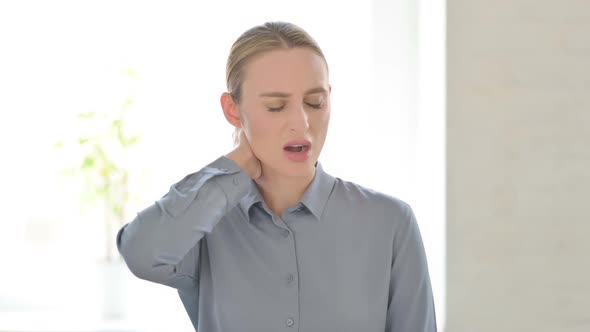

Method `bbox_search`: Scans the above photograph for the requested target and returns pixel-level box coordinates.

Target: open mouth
[284,145,309,153]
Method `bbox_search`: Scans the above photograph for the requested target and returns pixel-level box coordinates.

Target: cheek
[243,113,278,153]
[247,113,274,137]
[240,107,263,134]
[312,109,331,130]
[323,108,331,124]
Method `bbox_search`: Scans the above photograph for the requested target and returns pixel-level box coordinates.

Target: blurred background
[0,0,587,332]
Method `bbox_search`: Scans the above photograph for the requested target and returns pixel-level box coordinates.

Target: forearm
[116,155,251,289]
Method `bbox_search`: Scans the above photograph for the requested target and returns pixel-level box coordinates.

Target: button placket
[285,317,295,327]
[276,216,298,329]
[280,229,290,238]
[286,273,295,285]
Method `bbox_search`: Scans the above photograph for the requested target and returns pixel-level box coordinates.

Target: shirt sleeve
[385,204,438,332]
[116,155,252,290]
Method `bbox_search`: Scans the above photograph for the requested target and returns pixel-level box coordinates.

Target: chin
[282,159,316,176]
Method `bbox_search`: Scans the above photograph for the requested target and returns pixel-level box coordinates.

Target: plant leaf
[78,112,96,119]
[82,156,95,169]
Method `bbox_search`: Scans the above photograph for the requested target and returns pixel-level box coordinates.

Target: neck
[254,165,316,219]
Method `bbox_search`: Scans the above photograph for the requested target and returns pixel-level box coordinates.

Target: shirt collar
[238,160,336,222]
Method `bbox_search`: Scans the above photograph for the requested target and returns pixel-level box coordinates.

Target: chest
[199,209,392,331]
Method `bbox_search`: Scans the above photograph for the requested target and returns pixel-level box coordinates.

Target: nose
[289,103,310,132]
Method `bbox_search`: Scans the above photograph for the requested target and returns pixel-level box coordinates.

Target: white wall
[370,0,446,328]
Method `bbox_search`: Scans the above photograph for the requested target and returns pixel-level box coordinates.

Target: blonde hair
[225,21,328,146]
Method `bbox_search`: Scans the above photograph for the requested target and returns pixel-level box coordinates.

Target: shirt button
[286,273,294,283]
[232,178,239,185]
[285,318,294,327]
[281,230,290,238]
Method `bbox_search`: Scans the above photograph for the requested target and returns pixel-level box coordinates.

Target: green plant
[55,68,141,262]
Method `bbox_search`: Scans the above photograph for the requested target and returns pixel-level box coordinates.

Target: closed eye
[267,102,323,112]
[305,102,323,109]
[268,106,285,112]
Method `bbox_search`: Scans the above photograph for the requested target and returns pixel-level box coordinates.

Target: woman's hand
[225,129,262,180]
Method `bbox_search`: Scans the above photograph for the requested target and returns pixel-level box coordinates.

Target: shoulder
[331,176,414,221]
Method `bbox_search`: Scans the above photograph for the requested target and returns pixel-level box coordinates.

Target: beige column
[447,1,590,331]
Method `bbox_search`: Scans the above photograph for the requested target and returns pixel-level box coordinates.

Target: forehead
[241,48,328,95]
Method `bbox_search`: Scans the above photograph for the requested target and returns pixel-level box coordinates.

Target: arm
[116,155,251,290]
[385,204,437,332]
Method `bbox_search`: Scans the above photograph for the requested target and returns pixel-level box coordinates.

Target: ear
[328,84,332,94]
[220,92,242,128]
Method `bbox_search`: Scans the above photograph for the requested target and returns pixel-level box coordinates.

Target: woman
[117,21,437,332]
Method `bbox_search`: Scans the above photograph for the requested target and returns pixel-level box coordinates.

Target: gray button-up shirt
[117,156,437,332]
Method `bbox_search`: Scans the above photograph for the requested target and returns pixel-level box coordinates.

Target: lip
[283,139,312,149]
[283,139,312,162]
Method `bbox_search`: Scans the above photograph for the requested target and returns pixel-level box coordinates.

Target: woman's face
[236,47,331,178]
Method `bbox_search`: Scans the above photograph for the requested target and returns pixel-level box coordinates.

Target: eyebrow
[259,87,328,98]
